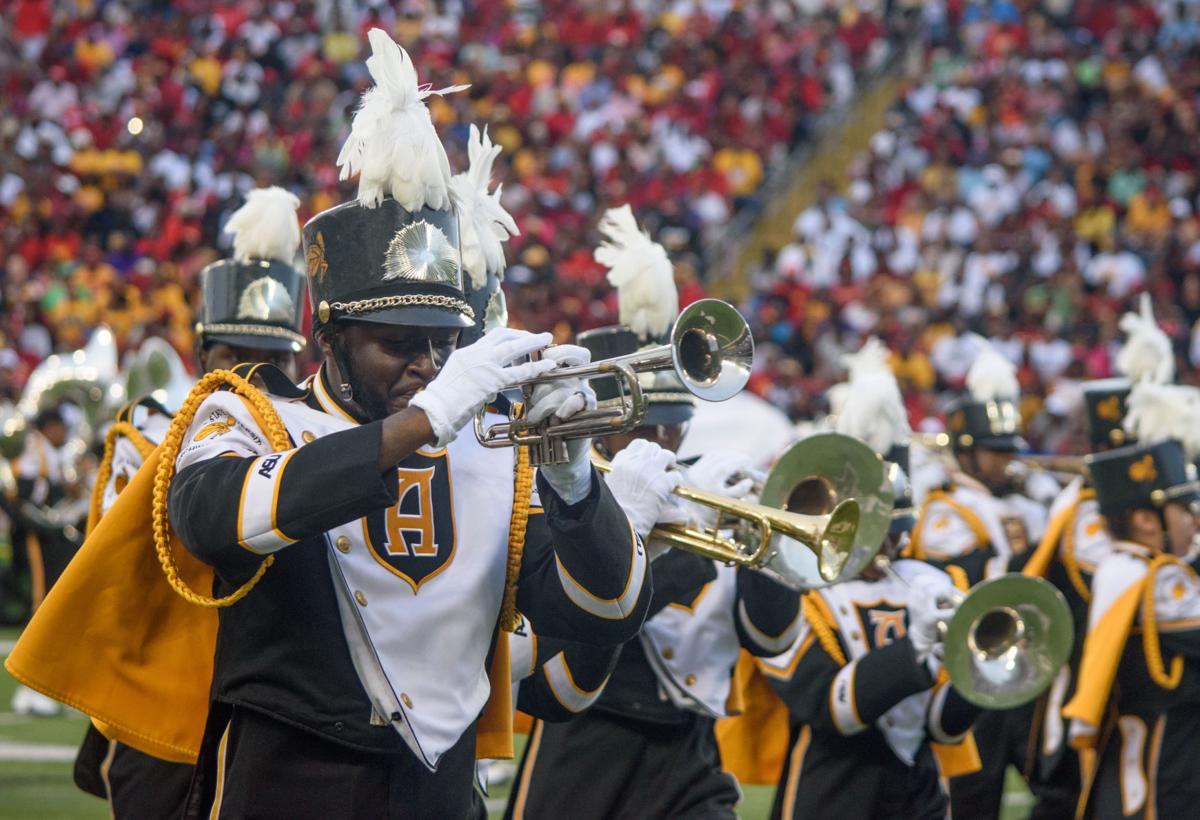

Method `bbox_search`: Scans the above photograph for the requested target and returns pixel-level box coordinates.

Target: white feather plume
[1123,381,1200,459]
[966,335,1020,402]
[835,371,911,455]
[336,28,468,211]
[841,337,891,381]
[224,187,302,264]
[1116,293,1174,385]
[594,204,678,340]
[449,124,519,290]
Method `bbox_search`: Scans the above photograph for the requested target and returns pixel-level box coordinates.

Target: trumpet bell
[758,433,895,589]
[943,575,1073,709]
[671,299,754,403]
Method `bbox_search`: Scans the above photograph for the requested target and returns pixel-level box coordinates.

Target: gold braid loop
[1141,555,1185,690]
[802,594,847,667]
[152,369,291,608]
[946,565,970,593]
[500,446,534,632]
[87,420,156,535]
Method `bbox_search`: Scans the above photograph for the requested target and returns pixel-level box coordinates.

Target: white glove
[604,439,684,540]
[411,328,556,447]
[906,579,959,668]
[679,454,755,530]
[531,344,599,504]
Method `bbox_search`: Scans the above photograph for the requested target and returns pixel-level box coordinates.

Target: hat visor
[968,435,1025,453]
[644,401,696,426]
[203,331,305,354]
[889,512,916,537]
[340,305,474,330]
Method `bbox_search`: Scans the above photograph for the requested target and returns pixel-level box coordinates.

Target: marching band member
[1063,427,1200,819]
[907,339,1057,818]
[1018,294,1175,817]
[762,366,979,819]
[506,206,800,820]
[166,31,654,817]
[71,186,308,819]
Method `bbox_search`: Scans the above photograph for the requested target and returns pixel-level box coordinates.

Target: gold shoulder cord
[500,446,533,632]
[1059,494,1093,602]
[802,594,847,667]
[1141,554,1186,690]
[152,369,291,608]
[87,420,156,534]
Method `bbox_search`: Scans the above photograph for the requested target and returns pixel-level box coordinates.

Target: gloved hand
[603,439,684,541]
[906,578,960,668]
[531,344,600,504]
[411,328,556,447]
[679,454,755,530]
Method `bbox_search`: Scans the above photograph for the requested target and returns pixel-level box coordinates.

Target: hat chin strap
[327,330,356,403]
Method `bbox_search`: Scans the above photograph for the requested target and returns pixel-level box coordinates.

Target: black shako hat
[197,257,307,353]
[945,396,1023,452]
[576,326,695,427]
[1087,439,1200,516]
[1081,378,1132,448]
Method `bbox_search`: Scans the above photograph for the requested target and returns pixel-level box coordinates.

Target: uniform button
[662,647,675,660]
[885,718,895,727]
[336,536,351,553]
[401,693,413,709]
[850,631,861,641]
[354,590,367,606]
[302,430,316,443]
[840,607,849,615]
[685,674,697,686]
[333,721,345,732]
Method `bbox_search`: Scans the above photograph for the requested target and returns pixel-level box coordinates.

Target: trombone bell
[943,575,1073,709]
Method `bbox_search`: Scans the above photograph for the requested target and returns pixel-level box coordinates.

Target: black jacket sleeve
[169,421,398,584]
[734,567,802,657]
[514,469,651,647]
[515,635,620,722]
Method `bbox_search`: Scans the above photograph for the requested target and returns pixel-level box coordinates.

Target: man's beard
[331,334,390,422]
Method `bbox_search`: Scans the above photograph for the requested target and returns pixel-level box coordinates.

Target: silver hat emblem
[237,276,296,322]
[383,220,461,286]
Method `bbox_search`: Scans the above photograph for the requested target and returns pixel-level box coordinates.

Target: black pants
[183,705,483,820]
[949,697,1076,820]
[505,710,740,820]
[75,723,193,819]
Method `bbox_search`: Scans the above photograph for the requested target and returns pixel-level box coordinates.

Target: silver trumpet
[474,299,754,465]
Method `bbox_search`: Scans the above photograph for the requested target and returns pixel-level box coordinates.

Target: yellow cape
[5,445,514,764]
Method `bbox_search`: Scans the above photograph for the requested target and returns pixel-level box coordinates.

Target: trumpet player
[1064,432,1200,819]
[72,186,308,820]
[760,366,980,819]
[12,33,651,820]
[907,338,1062,819]
[505,206,801,820]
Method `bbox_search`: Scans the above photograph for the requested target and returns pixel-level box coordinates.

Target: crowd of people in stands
[0,0,885,385]
[744,0,1200,451]
[3,0,1199,454]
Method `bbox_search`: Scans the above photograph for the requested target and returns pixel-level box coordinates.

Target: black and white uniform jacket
[909,474,1047,587]
[761,559,978,820]
[1072,543,1200,819]
[167,366,650,778]
[594,549,802,724]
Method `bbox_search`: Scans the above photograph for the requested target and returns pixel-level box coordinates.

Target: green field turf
[0,628,1028,819]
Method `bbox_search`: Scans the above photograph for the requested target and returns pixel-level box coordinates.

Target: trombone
[475,299,754,466]
[594,433,894,591]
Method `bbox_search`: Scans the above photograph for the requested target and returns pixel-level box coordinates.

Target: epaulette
[229,363,307,400]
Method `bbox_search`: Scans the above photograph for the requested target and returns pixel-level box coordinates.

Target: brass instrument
[912,431,952,449]
[594,456,861,589]
[877,557,1074,709]
[122,336,192,412]
[475,299,753,466]
[757,433,896,589]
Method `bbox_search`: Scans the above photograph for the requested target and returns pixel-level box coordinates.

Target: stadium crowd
[3,0,1200,453]
[0,0,887,389]
[744,0,1200,451]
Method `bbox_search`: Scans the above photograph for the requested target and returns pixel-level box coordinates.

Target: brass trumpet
[475,299,753,466]
[593,460,861,586]
[594,433,894,590]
